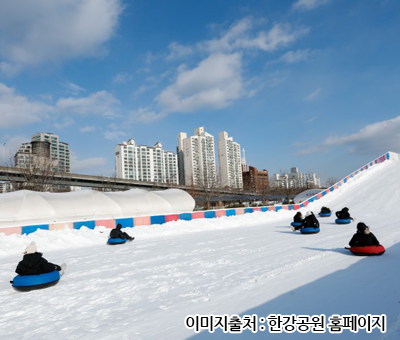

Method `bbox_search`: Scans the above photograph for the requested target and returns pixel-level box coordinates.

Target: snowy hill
[1,156,400,339]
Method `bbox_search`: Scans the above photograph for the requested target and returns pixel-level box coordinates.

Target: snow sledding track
[1,157,400,339]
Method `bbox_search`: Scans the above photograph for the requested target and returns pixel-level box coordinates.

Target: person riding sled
[292,211,319,231]
[349,223,380,247]
[16,241,65,276]
[293,212,303,224]
[320,206,331,214]
[110,224,134,241]
[335,207,354,221]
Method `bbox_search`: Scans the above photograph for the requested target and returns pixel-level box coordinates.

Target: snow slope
[0,158,400,340]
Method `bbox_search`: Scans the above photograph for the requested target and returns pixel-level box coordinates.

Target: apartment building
[115,139,178,184]
[217,132,243,189]
[15,133,70,173]
[177,127,217,187]
[272,167,321,189]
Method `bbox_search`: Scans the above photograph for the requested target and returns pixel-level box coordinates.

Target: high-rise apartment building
[177,127,217,187]
[272,167,321,189]
[115,139,178,184]
[15,133,70,173]
[218,132,243,189]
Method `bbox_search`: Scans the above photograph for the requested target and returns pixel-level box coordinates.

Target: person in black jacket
[292,211,319,231]
[293,212,303,223]
[320,206,331,214]
[349,223,380,247]
[110,224,134,240]
[16,241,63,276]
[302,211,320,229]
[335,207,354,220]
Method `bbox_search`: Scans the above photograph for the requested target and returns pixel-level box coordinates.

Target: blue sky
[0,0,399,183]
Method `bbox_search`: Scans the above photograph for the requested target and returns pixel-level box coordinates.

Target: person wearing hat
[109,224,134,241]
[335,207,354,220]
[15,241,65,276]
[349,223,380,247]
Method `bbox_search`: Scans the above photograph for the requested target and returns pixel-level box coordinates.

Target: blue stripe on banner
[275,206,282,212]
[204,211,216,219]
[300,203,304,208]
[288,205,294,210]
[116,218,134,228]
[244,208,253,214]
[73,220,95,230]
[322,192,326,196]
[261,207,268,212]
[151,215,166,225]
[22,224,49,235]
[179,213,192,221]
[387,152,390,159]
[226,209,236,217]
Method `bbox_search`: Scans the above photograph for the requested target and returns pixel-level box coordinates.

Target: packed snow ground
[1,159,400,340]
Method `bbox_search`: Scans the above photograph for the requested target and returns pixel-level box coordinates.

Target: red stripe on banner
[0,226,22,235]
[215,210,226,217]
[192,212,204,219]
[294,204,300,210]
[165,214,179,222]
[95,219,116,229]
[134,216,151,226]
[317,193,322,199]
[235,208,245,215]
[49,223,73,230]
[282,206,289,210]
[268,206,276,211]
[253,207,261,211]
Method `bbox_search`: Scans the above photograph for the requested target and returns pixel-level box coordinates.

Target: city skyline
[1,0,400,183]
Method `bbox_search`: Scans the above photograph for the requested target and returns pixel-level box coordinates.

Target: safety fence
[0,152,396,235]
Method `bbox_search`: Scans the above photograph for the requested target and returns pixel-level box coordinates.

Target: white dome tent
[0,188,195,228]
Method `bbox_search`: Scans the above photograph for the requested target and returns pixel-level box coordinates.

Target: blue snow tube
[11,270,60,291]
[107,238,127,245]
[335,219,351,224]
[319,212,331,217]
[291,222,303,228]
[300,227,320,234]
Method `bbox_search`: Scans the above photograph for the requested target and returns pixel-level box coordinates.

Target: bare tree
[281,184,299,204]
[196,174,221,210]
[257,175,270,206]
[8,156,59,192]
[326,177,339,187]
[165,173,179,188]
